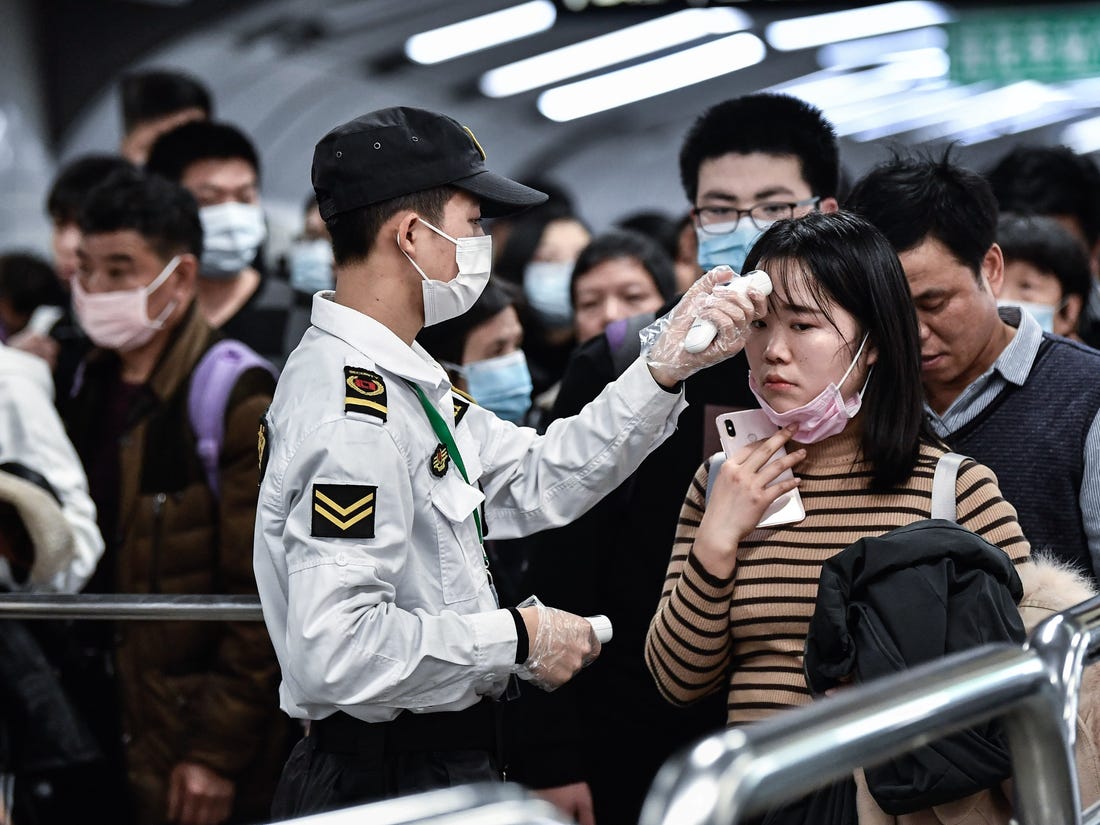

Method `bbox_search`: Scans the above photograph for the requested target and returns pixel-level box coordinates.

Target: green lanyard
[406,381,484,545]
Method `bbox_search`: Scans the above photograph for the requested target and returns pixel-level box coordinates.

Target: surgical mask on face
[199,202,267,278]
[696,216,772,274]
[523,261,575,327]
[998,298,1057,334]
[71,255,180,352]
[448,350,534,425]
[288,239,335,295]
[398,219,493,327]
[748,334,872,444]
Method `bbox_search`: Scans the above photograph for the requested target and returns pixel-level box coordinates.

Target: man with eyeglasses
[510,93,841,825]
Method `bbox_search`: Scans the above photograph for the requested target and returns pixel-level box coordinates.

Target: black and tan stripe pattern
[645,429,1032,727]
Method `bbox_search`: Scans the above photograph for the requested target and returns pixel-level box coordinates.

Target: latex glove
[641,265,768,386]
[166,762,235,825]
[515,596,600,692]
[536,782,596,825]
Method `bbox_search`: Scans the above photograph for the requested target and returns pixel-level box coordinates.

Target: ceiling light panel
[766,1,952,52]
[405,1,556,65]
[537,31,765,122]
[480,7,751,97]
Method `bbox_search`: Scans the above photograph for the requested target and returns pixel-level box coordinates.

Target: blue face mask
[998,299,1057,334]
[460,350,534,425]
[288,239,335,295]
[523,261,574,327]
[695,216,772,273]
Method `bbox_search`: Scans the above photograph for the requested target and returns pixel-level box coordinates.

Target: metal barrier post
[640,643,1079,825]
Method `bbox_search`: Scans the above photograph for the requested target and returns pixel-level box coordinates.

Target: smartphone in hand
[716,409,805,528]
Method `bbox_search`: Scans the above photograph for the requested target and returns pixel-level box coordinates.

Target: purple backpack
[188,339,278,497]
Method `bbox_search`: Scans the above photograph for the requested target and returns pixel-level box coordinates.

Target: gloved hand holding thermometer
[684,269,772,353]
[640,265,771,386]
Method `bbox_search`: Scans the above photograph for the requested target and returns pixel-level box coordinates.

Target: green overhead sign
[948,6,1100,85]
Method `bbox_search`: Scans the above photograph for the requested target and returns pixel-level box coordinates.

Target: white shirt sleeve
[472,356,687,540]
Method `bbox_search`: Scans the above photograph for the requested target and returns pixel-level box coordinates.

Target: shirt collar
[310,291,448,389]
[992,304,1043,387]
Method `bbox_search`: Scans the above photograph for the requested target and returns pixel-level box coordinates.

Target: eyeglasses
[693,196,821,234]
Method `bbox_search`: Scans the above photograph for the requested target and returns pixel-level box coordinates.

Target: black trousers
[271,701,502,819]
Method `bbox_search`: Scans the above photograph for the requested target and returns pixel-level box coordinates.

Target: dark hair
[845,149,998,278]
[0,252,67,317]
[570,228,678,305]
[326,186,454,265]
[145,120,260,183]
[120,69,212,132]
[494,211,588,285]
[997,212,1092,302]
[415,278,520,366]
[743,210,927,491]
[615,210,682,261]
[47,154,136,225]
[678,93,838,205]
[78,167,203,260]
[986,145,1100,248]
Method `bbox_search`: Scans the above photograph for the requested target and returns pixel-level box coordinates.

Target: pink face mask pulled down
[748,333,872,444]
[71,255,180,352]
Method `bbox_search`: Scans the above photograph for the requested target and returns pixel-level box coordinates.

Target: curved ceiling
[55,0,1100,240]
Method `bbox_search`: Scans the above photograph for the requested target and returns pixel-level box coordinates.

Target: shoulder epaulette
[344,367,387,422]
[451,386,477,425]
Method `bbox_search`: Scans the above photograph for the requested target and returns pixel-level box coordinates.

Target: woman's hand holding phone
[693,426,806,578]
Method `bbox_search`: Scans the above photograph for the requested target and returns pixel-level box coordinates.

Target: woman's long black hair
[743,210,930,490]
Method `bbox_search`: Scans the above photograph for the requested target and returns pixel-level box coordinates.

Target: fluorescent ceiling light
[480,7,751,97]
[537,32,765,122]
[766,1,951,52]
[405,1,556,65]
[816,27,947,70]
[1063,116,1100,155]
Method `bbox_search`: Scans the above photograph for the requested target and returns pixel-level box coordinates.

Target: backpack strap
[188,339,278,497]
[931,451,970,523]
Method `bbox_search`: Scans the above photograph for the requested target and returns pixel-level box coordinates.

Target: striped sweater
[645,429,1032,728]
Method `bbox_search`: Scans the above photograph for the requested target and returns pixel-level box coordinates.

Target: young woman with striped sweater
[645,211,1032,731]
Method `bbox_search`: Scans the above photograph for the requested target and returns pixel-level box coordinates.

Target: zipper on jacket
[149,492,167,594]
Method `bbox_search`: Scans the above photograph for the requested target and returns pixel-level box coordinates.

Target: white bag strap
[705,453,725,504]
[931,452,970,523]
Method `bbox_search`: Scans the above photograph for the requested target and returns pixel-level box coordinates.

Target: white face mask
[199,202,267,278]
[71,255,180,352]
[398,219,493,327]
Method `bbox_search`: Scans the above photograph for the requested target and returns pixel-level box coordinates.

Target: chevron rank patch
[344,367,387,421]
[451,388,475,426]
[312,484,377,539]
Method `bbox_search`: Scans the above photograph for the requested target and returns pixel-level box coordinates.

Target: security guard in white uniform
[254,106,765,817]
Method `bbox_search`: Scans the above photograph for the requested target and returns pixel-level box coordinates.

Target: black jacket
[803,519,1026,815]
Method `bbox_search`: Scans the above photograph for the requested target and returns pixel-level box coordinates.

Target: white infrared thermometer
[587,615,613,643]
[683,269,772,354]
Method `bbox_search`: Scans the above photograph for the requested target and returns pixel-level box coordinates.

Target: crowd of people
[4,62,1100,825]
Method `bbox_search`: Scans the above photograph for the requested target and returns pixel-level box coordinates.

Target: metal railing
[0,592,263,621]
[9,592,1100,825]
[269,783,570,825]
[639,595,1100,825]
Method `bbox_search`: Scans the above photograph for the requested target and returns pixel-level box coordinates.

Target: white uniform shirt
[0,342,103,592]
[254,293,687,722]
